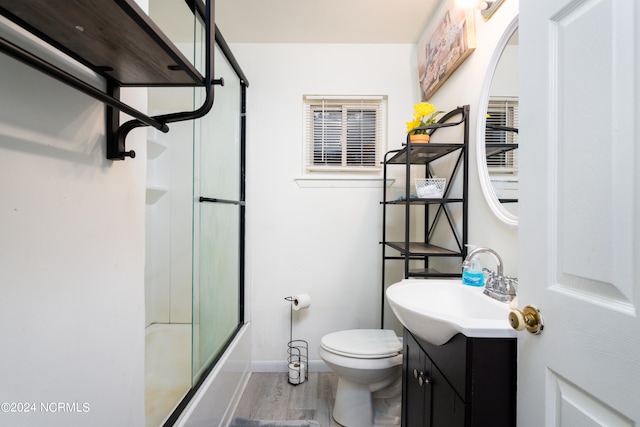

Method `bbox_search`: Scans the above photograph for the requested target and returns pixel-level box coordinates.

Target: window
[304,96,386,173]
[486,97,519,172]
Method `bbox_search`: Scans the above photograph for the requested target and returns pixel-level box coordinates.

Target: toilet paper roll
[292,293,311,311]
[288,362,306,384]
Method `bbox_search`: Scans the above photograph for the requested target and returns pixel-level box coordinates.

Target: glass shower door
[144,2,246,424]
[191,42,244,383]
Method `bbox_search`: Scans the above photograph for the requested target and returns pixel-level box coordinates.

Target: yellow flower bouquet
[406,102,444,135]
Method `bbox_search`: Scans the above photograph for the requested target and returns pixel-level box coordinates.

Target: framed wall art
[417,0,476,101]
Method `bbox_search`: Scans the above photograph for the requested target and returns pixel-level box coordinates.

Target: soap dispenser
[462,244,485,287]
[462,258,485,286]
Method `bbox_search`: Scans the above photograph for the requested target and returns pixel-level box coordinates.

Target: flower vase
[410,134,430,144]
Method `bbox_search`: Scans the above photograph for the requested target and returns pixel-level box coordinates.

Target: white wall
[233,0,520,369]
[0,19,145,427]
[0,2,521,424]
[231,43,418,367]
[491,43,518,97]
[425,0,519,276]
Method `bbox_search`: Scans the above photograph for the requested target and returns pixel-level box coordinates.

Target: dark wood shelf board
[385,241,461,257]
[485,143,518,158]
[385,198,464,205]
[387,143,464,165]
[0,0,204,86]
[408,270,462,278]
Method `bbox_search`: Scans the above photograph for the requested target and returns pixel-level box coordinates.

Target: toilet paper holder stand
[284,296,308,385]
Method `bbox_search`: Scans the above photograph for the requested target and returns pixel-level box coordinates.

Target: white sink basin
[386,279,516,346]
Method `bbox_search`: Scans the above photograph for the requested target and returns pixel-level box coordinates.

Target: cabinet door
[431,363,466,427]
[403,331,432,427]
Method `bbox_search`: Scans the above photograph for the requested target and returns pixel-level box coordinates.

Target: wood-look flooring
[231,372,342,426]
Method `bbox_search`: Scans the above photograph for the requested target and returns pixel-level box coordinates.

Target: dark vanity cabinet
[402,329,516,427]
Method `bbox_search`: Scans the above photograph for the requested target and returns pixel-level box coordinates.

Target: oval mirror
[476,17,519,227]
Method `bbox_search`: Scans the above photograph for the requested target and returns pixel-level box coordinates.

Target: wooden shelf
[385,198,464,205]
[485,143,518,159]
[407,269,461,278]
[386,143,464,165]
[385,242,461,257]
[0,0,219,160]
[0,0,203,87]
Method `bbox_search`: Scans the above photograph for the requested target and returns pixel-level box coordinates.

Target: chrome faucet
[462,247,517,302]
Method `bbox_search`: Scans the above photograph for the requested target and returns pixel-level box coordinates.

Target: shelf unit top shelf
[386,143,464,165]
[0,0,204,87]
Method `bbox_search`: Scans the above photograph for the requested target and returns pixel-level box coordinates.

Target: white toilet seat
[320,329,402,358]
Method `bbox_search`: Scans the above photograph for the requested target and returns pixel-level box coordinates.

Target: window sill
[294,177,395,188]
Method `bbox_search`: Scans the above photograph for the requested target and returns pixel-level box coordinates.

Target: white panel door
[517,0,640,425]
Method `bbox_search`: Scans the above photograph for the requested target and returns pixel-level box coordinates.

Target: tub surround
[145,324,191,427]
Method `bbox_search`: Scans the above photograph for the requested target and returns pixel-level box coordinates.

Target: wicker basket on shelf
[415,178,446,198]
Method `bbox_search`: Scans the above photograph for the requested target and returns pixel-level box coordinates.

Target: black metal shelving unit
[0,0,223,161]
[485,123,518,204]
[381,105,470,326]
[485,143,518,159]
[485,142,519,204]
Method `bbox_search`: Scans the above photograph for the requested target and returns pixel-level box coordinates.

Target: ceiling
[214,0,442,44]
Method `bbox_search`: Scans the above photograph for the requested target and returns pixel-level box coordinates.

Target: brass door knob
[509,305,544,334]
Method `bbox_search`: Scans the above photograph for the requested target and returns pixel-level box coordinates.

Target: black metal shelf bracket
[0,36,171,134]
[109,0,217,160]
[0,0,219,161]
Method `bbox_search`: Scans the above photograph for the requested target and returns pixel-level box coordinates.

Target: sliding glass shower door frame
[162,21,248,427]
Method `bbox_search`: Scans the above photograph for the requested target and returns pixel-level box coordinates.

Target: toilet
[318,329,403,427]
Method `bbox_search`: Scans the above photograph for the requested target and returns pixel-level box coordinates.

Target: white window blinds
[304,96,386,172]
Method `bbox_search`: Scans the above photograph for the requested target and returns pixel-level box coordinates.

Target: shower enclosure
[144,2,246,426]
